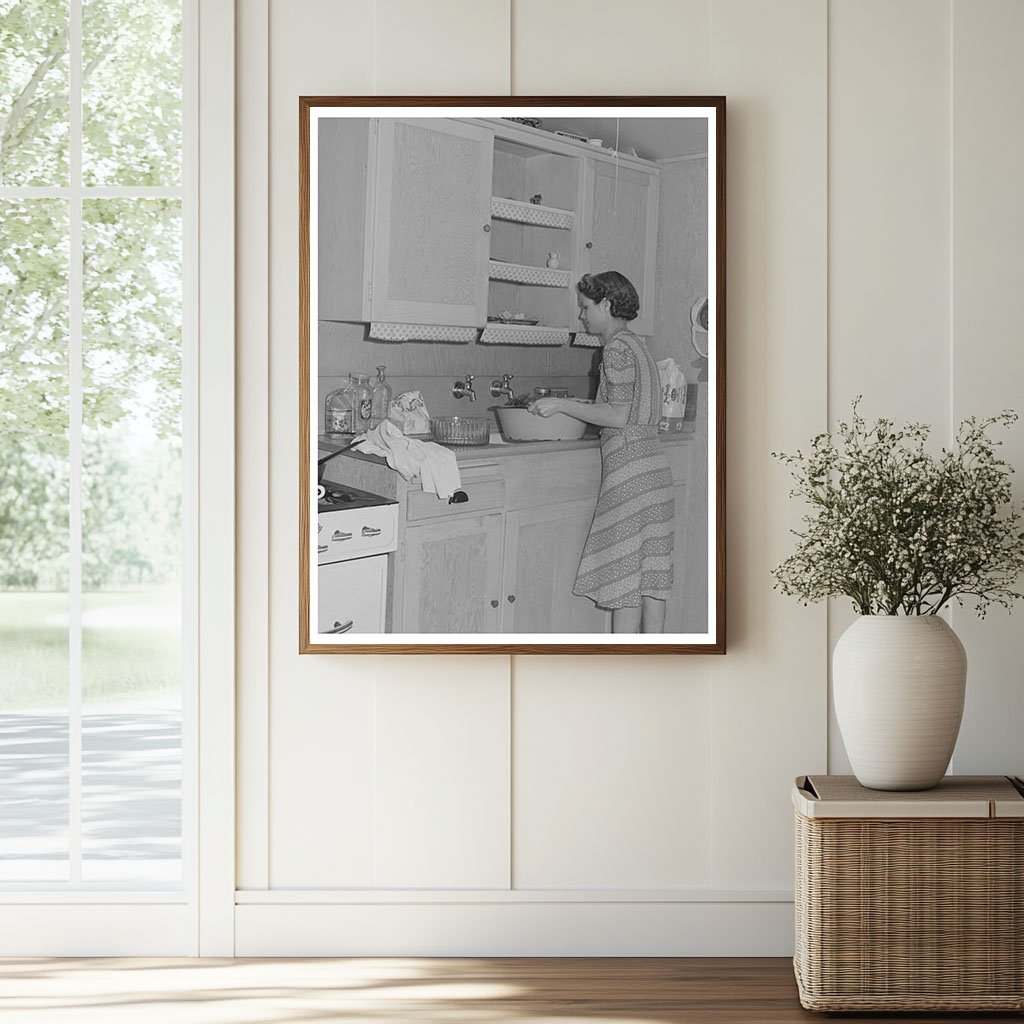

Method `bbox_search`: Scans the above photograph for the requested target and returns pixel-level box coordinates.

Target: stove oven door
[318,554,387,634]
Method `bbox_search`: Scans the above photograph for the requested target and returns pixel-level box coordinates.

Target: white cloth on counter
[353,419,462,501]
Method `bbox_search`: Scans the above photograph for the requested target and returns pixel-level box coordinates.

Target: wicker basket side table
[793,774,1024,1012]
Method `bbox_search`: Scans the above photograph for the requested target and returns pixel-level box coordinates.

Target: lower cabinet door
[318,554,387,634]
[400,513,504,633]
[501,500,610,633]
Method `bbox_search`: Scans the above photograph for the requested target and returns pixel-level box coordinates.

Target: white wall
[234,0,1024,955]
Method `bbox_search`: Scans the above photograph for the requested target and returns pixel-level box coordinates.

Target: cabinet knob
[483,224,491,233]
[507,594,516,604]
[585,241,593,249]
[490,599,499,608]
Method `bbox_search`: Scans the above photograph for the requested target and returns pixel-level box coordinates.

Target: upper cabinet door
[369,119,494,327]
[581,160,659,336]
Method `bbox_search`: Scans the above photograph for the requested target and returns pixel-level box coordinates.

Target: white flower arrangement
[772,400,1024,617]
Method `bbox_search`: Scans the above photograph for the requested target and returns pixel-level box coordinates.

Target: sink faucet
[489,373,515,402]
[451,374,476,402]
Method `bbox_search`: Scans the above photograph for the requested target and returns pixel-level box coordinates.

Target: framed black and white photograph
[299,97,725,653]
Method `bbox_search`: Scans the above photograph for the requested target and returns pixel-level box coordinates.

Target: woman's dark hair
[576,271,640,321]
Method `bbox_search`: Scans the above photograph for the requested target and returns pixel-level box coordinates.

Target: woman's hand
[528,397,565,418]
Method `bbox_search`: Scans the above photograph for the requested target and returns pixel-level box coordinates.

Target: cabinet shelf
[488,260,571,288]
[490,196,575,230]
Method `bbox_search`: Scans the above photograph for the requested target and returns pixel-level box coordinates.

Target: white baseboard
[235,899,795,956]
[0,904,195,956]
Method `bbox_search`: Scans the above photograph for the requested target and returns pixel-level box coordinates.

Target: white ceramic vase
[833,615,967,791]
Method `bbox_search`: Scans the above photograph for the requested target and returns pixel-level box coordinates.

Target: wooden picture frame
[300,97,725,653]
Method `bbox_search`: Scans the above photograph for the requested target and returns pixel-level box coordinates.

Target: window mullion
[68,0,83,885]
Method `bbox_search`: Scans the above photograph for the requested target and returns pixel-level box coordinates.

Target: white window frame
[0,0,234,956]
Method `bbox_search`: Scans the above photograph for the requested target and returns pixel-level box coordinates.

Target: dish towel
[353,420,462,501]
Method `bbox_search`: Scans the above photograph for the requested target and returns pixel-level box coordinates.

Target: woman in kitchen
[529,270,674,633]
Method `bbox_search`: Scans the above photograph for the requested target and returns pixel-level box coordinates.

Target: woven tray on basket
[793,775,1024,1012]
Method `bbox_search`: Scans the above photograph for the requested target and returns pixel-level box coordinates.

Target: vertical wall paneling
[374,0,511,95]
[828,0,950,422]
[827,0,952,773]
[949,0,1024,777]
[513,658,713,889]
[374,660,512,888]
[264,0,378,889]
[236,0,270,893]
[511,0,712,94]
[370,6,513,894]
[236,0,1024,954]
[708,0,828,889]
[270,669,379,887]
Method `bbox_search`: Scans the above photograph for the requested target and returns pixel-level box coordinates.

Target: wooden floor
[0,957,1019,1023]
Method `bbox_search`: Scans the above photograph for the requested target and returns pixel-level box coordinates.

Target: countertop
[318,425,695,466]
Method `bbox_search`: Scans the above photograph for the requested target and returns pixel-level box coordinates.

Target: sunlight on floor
[0,958,669,1024]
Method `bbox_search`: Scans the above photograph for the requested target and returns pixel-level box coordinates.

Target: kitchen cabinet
[318,117,494,327]
[324,436,697,638]
[500,500,608,633]
[318,555,387,634]
[318,116,660,340]
[400,513,504,633]
[580,159,660,336]
[486,140,585,341]
[392,450,612,635]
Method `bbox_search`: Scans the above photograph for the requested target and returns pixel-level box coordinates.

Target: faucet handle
[490,373,516,400]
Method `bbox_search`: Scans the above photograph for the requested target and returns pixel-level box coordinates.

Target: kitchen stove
[316,481,398,636]
[318,482,397,514]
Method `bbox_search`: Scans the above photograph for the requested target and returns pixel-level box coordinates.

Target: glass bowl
[430,416,491,446]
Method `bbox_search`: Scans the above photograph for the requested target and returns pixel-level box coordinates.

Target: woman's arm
[528,396,629,429]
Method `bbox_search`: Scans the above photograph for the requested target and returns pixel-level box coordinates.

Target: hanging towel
[353,420,462,501]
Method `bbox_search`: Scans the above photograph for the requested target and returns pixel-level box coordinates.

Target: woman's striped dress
[573,329,675,609]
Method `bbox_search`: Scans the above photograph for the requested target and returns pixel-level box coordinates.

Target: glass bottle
[325,383,354,436]
[371,365,392,428]
[347,372,373,433]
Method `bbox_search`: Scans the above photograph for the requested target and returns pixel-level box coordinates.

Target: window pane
[82,0,181,186]
[81,198,182,883]
[0,1,70,186]
[0,199,70,880]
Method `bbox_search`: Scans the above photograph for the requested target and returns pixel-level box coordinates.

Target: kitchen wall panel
[317,319,599,426]
[373,661,511,888]
[236,0,1024,954]
[511,0,712,95]
[261,0,378,892]
[374,0,510,96]
[827,1,952,773]
[513,657,713,888]
[269,670,378,886]
[705,0,828,889]
[948,0,1024,778]
[260,0,515,896]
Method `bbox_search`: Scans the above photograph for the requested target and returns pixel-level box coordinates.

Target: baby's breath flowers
[772,400,1024,617]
